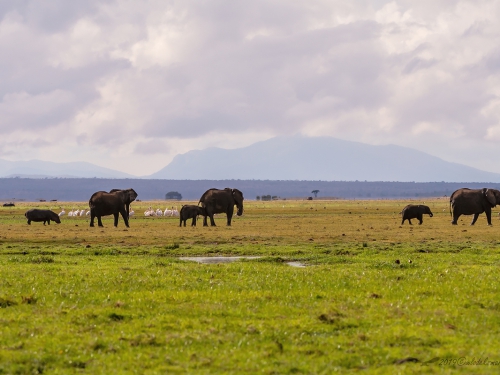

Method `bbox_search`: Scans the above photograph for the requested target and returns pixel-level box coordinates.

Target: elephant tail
[449,199,452,217]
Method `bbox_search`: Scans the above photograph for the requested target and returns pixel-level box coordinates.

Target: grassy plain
[1,198,500,374]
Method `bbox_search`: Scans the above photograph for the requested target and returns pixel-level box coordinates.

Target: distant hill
[148,136,500,182]
[0,159,136,179]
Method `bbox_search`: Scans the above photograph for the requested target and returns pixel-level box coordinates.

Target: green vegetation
[1,198,500,374]
[165,191,182,200]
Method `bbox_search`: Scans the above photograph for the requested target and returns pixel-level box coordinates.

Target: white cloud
[1,0,500,176]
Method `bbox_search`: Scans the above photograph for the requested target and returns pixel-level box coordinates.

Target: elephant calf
[25,209,61,225]
[400,204,433,225]
[179,205,206,227]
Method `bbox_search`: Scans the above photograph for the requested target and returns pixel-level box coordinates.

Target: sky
[1,0,500,176]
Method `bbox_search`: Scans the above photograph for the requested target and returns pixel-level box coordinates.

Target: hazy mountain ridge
[0,159,136,179]
[148,136,500,182]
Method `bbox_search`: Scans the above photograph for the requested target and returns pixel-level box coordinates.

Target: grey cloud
[134,140,170,155]
[1,0,500,175]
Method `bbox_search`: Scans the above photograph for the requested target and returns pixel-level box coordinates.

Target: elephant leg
[90,212,95,227]
[485,209,492,226]
[210,215,216,226]
[408,219,412,225]
[191,217,196,226]
[120,210,130,228]
[203,215,208,227]
[227,208,234,226]
[113,213,119,227]
[418,214,423,225]
[470,213,480,226]
[451,212,459,225]
[47,220,50,225]
[97,216,104,227]
[401,218,405,225]
[27,219,31,225]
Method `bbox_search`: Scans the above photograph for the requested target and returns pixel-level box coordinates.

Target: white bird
[156,208,163,216]
[172,207,179,217]
[86,210,91,216]
[144,207,153,217]
[58,208,66,217]
[79,209,85,216]
[164,208,172,216]
[129,207,135,217]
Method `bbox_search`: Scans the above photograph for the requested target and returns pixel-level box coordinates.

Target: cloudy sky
[1,0,500,176]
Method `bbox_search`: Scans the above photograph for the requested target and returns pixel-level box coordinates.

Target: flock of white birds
[143,207,179,217]
[56,206,179,218]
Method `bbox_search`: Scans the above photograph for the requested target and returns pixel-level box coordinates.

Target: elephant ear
[485,189,497,207]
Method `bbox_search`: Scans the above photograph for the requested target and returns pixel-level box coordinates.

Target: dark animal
[400,205,433,225]
[3,203,15,207]
[25,209,61,225]
[109,188,137,217]
[179,205,206,227]
[450,188,500,225]
[89,189,138,227]
[198,188,244,226]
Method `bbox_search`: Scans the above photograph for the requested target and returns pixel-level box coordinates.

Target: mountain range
[148,136,500,182]
[0,159,135,179]
[2,136,500,182]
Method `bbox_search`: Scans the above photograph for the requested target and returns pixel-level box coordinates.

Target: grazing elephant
[179,205,206,227]
[198,188,244,226]
[400,205,433,225]
[89,189,138,227]
[109,188,137,217]
[450,188,500,225]
[25,209,61,225]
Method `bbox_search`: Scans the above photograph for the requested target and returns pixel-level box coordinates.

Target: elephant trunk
[236,204,243,216]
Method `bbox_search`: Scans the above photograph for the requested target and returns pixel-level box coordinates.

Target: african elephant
[89,188,138,227]
[109,188,137,217]
[450,188,500,225]
[179,205,206,227]
[400,204,433,225]
[198,188,244,226]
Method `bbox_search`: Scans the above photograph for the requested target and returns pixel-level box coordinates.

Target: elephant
[89,189,138,227]
[400,204,433,225]
[25,209,61,225]
[179,205,206,227]
[450,188,500,225]
[109,188,137,217]
[198,188,244,226]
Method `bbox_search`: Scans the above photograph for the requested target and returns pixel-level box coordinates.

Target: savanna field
[1,198,500,374]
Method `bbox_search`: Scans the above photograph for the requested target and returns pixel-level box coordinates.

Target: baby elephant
[25,209,61,225]
[400,204,433,225]
[179,205,206,227]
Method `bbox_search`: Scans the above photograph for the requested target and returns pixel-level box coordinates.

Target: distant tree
[261,195,272,201]
[272,196,279,200]
[256,196,261,201]
[311,190,319,197]
[165,191,182,200]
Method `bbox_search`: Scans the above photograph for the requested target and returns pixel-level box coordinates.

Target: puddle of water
[180,256,308,267]
[179,256,261,264]
[286,261,307,268]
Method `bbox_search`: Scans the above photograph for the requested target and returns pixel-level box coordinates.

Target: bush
[165,191,182,200]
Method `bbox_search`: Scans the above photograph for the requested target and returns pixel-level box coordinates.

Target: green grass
[1,199,500,374]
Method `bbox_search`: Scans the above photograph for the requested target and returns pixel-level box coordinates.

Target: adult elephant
[109,188,137,217]
[450,188,500,225]
[198,188,244,226]
[89,189,138,227]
